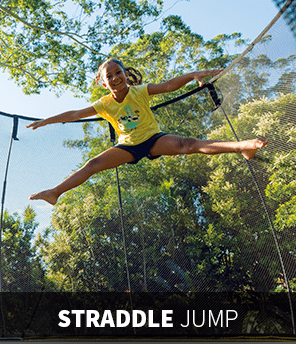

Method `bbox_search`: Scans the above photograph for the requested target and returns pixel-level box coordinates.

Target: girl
[26,58,268,205]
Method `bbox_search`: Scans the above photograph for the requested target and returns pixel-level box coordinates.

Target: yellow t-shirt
[92,84,161,145]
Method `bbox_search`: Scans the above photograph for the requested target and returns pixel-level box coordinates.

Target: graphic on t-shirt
[118,105,139,131]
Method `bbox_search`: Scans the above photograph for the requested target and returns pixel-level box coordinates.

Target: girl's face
[101,61,129,94]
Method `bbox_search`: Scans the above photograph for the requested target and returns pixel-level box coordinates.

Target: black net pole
[0,116,19,335]
[108,123,132,292]
[108,123,136,334]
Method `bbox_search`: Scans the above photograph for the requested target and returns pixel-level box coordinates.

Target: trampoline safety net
[1,0,296,338]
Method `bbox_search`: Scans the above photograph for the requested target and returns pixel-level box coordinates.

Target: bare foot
[240,137,269,160]
[29,189,59,205]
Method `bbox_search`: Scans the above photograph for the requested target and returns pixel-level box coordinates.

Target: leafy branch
[0,4,107,56]
[0,61,44,83]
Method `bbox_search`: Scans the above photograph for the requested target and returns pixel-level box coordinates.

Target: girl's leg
[29,147,134,205]
[149,135,269,160]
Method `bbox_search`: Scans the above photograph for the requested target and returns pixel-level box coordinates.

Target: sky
[0,0,281,233]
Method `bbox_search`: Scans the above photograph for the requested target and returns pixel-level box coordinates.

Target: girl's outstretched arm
[147,69,223,96]
[26,106,97,130]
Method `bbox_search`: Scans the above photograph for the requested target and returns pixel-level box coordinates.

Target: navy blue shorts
[116,132,167,164]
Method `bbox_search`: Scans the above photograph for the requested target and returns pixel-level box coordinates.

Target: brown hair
[95,58,142,86]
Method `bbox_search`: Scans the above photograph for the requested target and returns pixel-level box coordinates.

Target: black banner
[0,292,294,340]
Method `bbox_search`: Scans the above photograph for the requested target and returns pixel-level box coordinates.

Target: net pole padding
[209,0,294,85]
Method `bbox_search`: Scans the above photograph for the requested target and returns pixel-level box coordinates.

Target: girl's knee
[178,138,197,154]
[85,157,101,173]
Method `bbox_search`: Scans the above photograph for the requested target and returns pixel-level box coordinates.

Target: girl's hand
[25,107,97,130]
[194,69,223,86]
[26,119,46,130]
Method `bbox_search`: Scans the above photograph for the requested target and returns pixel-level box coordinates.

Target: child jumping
[26,58,269,205]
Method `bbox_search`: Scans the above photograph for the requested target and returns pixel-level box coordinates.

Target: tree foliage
[1,2,296,336]
[2,0,296,303]
[1,206,50,291]
[0,0,163,94]
[32,18,296,296]
[33,18,247,292]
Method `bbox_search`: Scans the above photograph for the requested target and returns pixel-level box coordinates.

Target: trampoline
[1,0,296,339]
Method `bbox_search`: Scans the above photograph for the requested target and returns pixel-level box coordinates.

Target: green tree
[216,37,296,116]
[1,206,49,291]
[201,93,296,291]
[0,0,163,94]
[35,17,296,293]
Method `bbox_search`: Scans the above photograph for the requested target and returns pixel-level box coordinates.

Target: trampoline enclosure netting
[0,0,296,335]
